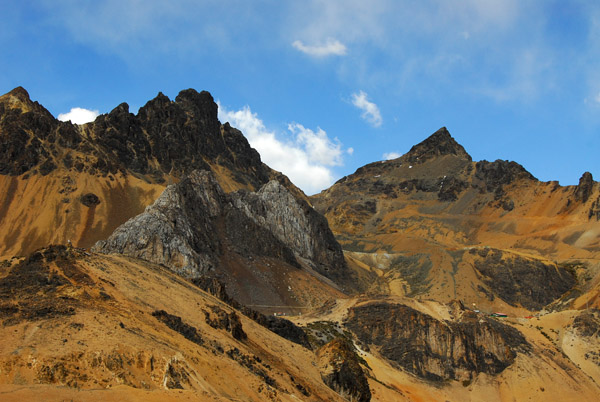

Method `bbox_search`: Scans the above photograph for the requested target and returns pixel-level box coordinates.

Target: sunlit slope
[313,127,600,309]
[0,246,346,401]
[0,171,164,257]
[292,297,600,402]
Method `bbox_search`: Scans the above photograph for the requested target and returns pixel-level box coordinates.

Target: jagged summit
[5,86,31,101]
[575,171,595,203]
[0,86,269,185]
[405,126,472,164]
[0,87,299,256]
[0,86,48,115]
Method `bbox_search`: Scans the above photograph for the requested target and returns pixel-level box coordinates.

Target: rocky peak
[108,102,130,116]
[175,89,218,122]
[0,87,273,188]
[0,86,53,118]
[3,86,31,104]
[575,171,594,203]
[93,170,353,297]
[406,127,472,164]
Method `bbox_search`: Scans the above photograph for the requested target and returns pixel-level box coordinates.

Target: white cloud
[58,107,99,124]
[218,104,347,195]
[292,38,347,57]
[288,123,343,166]
[383,152,401,160]
[351,90,382,127]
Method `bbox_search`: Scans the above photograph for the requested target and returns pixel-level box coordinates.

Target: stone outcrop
[0,246,94,326]
[572,308,600,338]
[233,180,347,284]
[345,301,529,382]
[191,276,311,348]
[473,159,537,195]
[471,248,575,310]
[316,338,371,402]
[92,169,353,294]
[202,305,247,341]
[93,171,293,276]
[574,172,594,203]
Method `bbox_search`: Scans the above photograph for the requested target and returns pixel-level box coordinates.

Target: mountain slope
[0,87,301,257]
[0,245,350,401]
[312,127,600,311]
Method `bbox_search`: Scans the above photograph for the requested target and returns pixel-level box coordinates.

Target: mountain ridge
[311,127,600,312]
[1,88,600,401]
[0,87,307,257]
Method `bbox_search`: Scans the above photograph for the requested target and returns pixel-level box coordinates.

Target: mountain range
[0,87,599,401]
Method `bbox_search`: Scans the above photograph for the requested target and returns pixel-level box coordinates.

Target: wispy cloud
[58,107,99,124]
[351,90,382,127]
[218,103,346,195]
[292,38,347,57]
[383,152,401,160]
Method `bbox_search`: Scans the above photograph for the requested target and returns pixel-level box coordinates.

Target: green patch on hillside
[388,254,433,296]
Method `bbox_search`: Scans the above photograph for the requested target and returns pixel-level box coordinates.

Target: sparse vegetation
[388,254,433,296]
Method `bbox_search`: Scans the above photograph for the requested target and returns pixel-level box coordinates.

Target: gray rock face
[93,171,223,277]
[233,180,347,283]
[92,170,350,288]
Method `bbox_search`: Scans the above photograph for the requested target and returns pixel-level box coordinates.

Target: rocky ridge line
[0,86,271,189]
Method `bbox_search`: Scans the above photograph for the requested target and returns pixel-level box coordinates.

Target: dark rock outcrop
[474,159,536,195]
[572,308,600,337]
[203,305,247,341]
[316,338,371,402]
[0,87,271,189]
[151,310,204,346]
[471,248,575,310]
[590,197,600,220]
[191,276,311,348]
[79,193,101,207]
[249,313,311,349]
[345,301,529,382]
[575,172,594,203]
[0,246,95,325]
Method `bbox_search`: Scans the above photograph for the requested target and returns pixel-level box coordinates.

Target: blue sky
[1,1,599,194]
